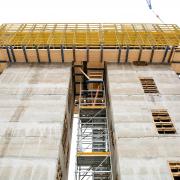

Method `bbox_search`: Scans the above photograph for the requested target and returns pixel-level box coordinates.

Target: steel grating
[0,23,179,48]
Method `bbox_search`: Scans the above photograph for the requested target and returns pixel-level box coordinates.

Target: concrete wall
[107,64,180,180]
[0,64,72,180]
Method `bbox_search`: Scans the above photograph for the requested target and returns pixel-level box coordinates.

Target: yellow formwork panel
[0,23,179,47]
[75,32,87,45]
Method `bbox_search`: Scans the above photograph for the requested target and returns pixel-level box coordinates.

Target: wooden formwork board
[50,49,62,62]
[0,48,175,63]
[26,49,38,62]
[103,49,118,62]
[0,62,7,73]
[0,48,180,74]
[171,51,180,73]
[75,49,86,62]
[141,50,151,62]
[128,49,139,62]
[0,49,9,61]
[38,49,49,62]
[171,63,180,73]
[173,51,180,62]
[14,49,25,62]
[87,61,104,68]
[119,50,126,62]
[89,49,101,62]
[153,50,167,63]
[64,50,74,62]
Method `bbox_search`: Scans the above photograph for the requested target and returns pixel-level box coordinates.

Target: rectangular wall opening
[152,109,176,134]
[140,77,159,93]
[169,162,180,180]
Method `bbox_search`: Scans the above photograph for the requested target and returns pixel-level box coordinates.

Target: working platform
[0,23,180,72]
[0,23,179,47]
[77,152,111,166]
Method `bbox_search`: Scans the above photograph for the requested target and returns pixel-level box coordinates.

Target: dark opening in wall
[152,110,176,134]
[133,61,148,66]
[140,78,159,94]
[177,73,180,79]
[169,162,180,180]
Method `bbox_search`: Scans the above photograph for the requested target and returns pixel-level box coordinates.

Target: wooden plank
[0,49,10,62]
[128,49,139,62]
[64,49,73,62]
[171,63,180,73]
[13,49,24,62]
[38,49,49,62]
[75,49,86,62]
[172,50,180,62]
[103,49,118,62]
[50,49,62,62]
[0,62,7,73]
[0,48,174,63]
[89,49,100,62]
[77,152,111,156]
[26,48,40,63]
[80,106,106,109]
[152,49,165,63]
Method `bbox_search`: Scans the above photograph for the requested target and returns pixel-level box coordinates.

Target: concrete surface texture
[0,64,71,180]
[107,64,180,180]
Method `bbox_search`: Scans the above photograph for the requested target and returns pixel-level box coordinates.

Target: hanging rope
[146,0,165,23]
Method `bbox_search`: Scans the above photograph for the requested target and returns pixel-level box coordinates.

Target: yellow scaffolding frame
[0,23,179,47]
[77,152,111,157]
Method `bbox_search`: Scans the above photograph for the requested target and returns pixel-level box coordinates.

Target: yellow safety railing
[77,152,111,156]
[0,23,179,47]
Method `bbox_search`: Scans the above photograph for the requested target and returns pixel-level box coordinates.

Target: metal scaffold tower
[76,71,112,180]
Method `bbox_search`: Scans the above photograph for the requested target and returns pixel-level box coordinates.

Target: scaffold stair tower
[76,70,112,180]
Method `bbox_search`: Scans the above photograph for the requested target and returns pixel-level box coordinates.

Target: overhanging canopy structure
[0,23,179,48]
[0,23,180,73]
